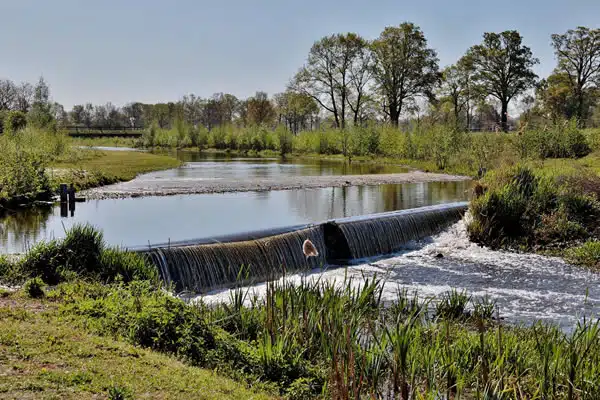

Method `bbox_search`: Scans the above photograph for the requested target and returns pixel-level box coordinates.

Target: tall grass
[138,120,598,177]
[54,275,600,399]
[468,165,600,250]
[2,223,157,285]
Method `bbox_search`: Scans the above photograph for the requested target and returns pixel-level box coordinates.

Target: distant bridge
[66,126,144,138]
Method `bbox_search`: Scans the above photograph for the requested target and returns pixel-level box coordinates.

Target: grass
[71,136,141,148]
[565,240,600,270]
[468,164,600,259]
[0,293,273,400]
[2,227,600,398]
[49,149,181,191]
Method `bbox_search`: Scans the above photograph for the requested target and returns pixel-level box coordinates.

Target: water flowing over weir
[137,202,468,292]
[325,203,469,261]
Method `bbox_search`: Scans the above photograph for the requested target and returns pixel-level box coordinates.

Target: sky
[1,0,599,109]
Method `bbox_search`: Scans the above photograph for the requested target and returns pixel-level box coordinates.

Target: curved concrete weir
[137,202,468,292]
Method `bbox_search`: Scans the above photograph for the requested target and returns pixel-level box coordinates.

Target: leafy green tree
[535,72,579,123]
[292,33,368,129]
[438,56,478,130]
[4,110,27,134]
[247,92,276,126]
[467,31,538,131]
[69,105,85,126]
[274,91,318,134]
[371,23,440,127]
[551,27,600,127]
[27,77,54,129]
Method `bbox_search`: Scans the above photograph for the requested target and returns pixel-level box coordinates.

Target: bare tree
[291,33,367,129]
[0,80,17,110]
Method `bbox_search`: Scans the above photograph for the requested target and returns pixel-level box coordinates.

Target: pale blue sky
[1,0,598,108]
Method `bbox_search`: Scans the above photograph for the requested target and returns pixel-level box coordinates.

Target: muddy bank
[81,171,471,200]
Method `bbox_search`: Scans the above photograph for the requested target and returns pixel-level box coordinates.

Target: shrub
[3,111,27,134]
[517,120,590,159]
[23,277,45,298]
[468,165,600,249]
[0,255,13,279]
[100,248,157,283]
[565,241,600,270]
[18,224,157,285]
[435,289,470,320]
[19,240,66,285]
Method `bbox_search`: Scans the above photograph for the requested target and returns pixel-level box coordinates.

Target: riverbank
[1,227,599,399]
[80,170,471,200]
[0,291,273,399]
[49,150,182,192]
[0,130,181,210]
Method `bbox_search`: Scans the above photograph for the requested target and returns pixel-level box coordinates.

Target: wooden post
[59,183,68,203]
[68,184,76,203]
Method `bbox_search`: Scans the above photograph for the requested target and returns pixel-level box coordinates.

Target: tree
[122,102,145,127]
[216,93,239,124]
[371,23,440,127]
[70,105,85,126]
[291,33,367,129]
[247,92,276,126]
[0,80,17,110]
[274,91,319,134]
[28,77,54,129]
[438,56,478,130]
[467,31,539,131]
[180,94,204,126]
[51,102,67,127]
[551,27,600,127]
[535,72,578,122]
[346,36,373,125]
[83,103,94,129]
[15,82,33,113]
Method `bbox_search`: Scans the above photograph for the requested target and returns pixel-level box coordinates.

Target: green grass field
[0,292,273,400]
[49,150,182,191]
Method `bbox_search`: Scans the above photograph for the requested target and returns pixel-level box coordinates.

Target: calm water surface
[0,153,469,252]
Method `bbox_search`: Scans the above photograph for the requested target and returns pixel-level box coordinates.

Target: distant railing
[66,126,144,138]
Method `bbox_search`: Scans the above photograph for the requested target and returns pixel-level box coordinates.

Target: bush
[517,120,591,159]
[23,277,45,298]
[468,165,600,249]
[66,281,215,365]
[0,255,12,279]
[18,223,156,285]
[3,111,27,134]
[100,248,158,283]
[566,241,600,270]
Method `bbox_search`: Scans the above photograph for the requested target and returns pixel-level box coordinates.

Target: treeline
[1,25,599,134]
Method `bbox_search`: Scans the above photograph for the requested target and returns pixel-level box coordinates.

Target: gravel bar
[80,171,472,200]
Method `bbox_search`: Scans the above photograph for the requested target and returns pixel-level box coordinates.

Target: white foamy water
[195,220,600,330]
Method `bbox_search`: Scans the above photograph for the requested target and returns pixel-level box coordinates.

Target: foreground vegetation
[2,224,600,399]
[0,297,272,400]
[468,161,600,269]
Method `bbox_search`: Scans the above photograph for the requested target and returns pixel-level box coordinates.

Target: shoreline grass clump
[468,164,600,251]
[4,223,157,285]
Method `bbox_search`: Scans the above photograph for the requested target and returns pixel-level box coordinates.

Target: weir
[137,202,468,293]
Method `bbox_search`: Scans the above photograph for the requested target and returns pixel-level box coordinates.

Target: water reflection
[0,181,470,253]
